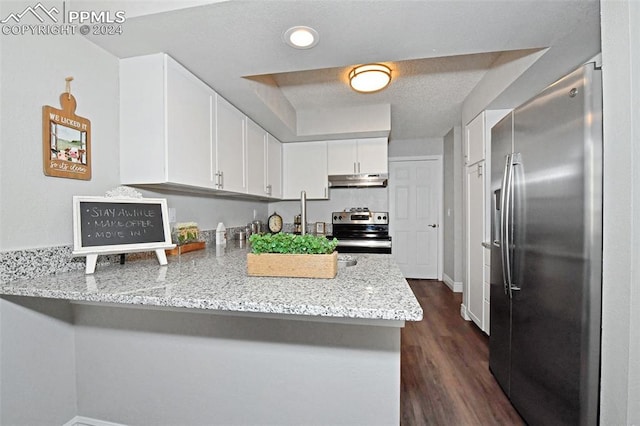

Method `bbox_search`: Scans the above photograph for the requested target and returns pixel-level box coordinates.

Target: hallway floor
[400,279,524,425]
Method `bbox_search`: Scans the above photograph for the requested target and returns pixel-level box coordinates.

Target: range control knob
[377,215,382,220]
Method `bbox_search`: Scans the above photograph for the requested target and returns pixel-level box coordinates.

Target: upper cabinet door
[283,141,328,200]
[120,53,214,188]
[165,57,215,188]
[466,112,486,166]
[215,95,246,193]
[327,138,388,175]
[246,118,267,196]
[357,138,388,174]
[327,140,358,175]
[267,134,282,199]
[465,110,511,167]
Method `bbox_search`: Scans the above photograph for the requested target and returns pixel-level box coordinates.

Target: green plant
[249,233,338,255]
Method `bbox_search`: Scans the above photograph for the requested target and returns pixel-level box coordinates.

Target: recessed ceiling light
[283,26,319,49]
[349,64,392,93]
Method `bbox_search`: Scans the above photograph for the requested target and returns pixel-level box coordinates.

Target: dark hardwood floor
[401,279,524,426]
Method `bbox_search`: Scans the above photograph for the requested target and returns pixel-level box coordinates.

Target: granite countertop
[0,243,423,322]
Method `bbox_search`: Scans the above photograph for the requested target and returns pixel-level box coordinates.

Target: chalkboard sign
[72,196,175,274]
[79,201,166,247]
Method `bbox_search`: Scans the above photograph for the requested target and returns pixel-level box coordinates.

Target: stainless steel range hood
[328,173,388,188]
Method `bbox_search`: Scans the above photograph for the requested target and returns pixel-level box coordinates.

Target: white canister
[216,222,227,246]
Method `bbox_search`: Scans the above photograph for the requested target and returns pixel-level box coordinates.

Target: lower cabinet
[282,141,328,200]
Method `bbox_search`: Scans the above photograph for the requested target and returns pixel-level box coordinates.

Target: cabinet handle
[214,171,221,188]
[478,163,483,177]
[219,171,224,189]
[358,162,361,173]
[353,162,357,174]
[266,184,272,196]
[324,187,327,198]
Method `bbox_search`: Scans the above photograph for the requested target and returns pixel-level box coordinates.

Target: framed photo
[315,222,326,235]
[43,93,91,180]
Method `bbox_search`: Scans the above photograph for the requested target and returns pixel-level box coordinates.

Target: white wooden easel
[72,187,175,274]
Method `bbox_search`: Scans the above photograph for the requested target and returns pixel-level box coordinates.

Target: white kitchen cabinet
[246,122,282,199]
[246,118,267,196]
[266,134,283,199]
[464,109,511,333]
[464,110,511,166]
[327,139,358,174]
[465,112,485,166]
[483,249,491,334]
[120,53,215,188]
[283,141,328,200]
[215,94,246,193]
[327,138,388,175]
[357,138,388,174]
[466,161,487,332]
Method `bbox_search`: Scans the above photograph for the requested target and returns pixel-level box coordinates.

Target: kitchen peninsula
[0,243,422,426]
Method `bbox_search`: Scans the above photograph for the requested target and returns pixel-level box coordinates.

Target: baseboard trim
[460,303,471,321]
[63,416,128,426]
[443,273,463,293]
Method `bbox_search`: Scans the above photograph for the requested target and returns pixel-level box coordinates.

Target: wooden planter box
[247,251,338,279]
[165,241,206,256]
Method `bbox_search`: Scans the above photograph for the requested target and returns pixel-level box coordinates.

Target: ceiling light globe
[349,64,392,93]
[290,29,314,47]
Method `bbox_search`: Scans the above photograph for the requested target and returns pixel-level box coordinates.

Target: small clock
[268,212,283,233]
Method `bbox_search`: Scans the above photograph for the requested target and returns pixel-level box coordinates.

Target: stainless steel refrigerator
[489,63,602,425]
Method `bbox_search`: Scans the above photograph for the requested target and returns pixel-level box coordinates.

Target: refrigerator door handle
[500,154,512,296]
[508,153,522,293]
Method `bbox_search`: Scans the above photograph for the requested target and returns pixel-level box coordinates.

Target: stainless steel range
[330,208,392,254]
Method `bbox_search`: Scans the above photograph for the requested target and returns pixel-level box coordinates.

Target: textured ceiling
[87,0,601,141]
[269,52,504,139]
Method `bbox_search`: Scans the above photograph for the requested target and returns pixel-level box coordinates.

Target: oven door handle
[336,239,392,248]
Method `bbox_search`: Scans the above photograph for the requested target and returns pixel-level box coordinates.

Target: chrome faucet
[300,190,307,235]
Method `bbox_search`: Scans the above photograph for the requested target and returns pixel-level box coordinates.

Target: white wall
[0,20,120,250]
[0,2,268,251]
[600,1,640,424]
[0,297,76,425]
[72,303,400,425]
[388,137,443,157]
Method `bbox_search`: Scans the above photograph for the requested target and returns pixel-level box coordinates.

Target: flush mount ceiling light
[283,26,319,49]
[349,64,392,93]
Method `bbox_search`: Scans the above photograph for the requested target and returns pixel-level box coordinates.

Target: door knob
[428,224,438,228]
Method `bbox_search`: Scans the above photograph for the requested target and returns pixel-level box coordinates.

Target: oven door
[334,237,392,254]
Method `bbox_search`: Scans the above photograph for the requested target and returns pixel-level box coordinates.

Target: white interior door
[389,158,442,279]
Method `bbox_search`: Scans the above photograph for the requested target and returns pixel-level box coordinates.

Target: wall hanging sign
[72,187,175,274]
[43,77,91,180]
